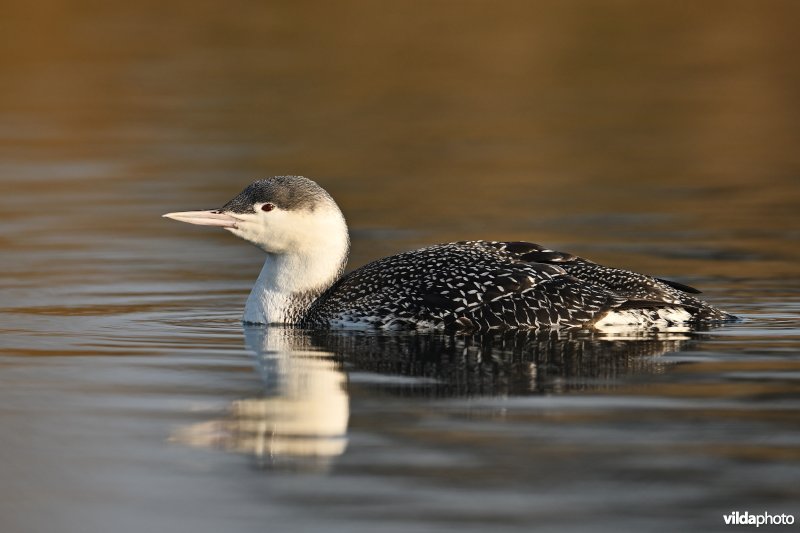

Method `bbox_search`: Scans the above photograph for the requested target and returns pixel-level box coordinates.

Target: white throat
[242,207,349,324]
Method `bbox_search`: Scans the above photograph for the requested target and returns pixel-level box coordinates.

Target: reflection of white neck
[243,207,349,325]
[170,327,350,462]
[232,354,348,457]
[244,327,350,457]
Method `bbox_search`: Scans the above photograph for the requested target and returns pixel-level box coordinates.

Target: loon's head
[163,176,349,256]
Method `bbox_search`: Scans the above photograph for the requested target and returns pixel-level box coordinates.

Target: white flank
[595,307,693,333]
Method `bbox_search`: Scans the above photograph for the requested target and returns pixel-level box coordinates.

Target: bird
[163,176,735,331]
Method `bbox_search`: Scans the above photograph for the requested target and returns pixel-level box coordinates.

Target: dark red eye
[261,203,275,212]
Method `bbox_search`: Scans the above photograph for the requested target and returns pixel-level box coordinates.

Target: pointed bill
[162,210,239,229]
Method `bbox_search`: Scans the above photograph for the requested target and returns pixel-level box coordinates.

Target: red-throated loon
[163,176,735,331]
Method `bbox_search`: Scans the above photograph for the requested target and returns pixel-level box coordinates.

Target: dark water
[2,2,800,532]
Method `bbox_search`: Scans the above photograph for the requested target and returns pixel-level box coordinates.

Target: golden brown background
[2,0,798,281]
[1,2,799,532]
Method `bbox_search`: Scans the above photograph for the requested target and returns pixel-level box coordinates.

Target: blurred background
[1,1,799,532]
[2,0,799,276]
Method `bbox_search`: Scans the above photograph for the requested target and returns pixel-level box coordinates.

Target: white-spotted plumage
[164,176,736,331]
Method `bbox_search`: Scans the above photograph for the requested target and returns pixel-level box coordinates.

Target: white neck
[242,207,349,324]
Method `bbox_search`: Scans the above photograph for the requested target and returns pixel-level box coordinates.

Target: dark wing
[655,277,702,294]
[428,274,627,331]
[484,241,684,304]
[482,241,731,321]
[411,249,627,330]
[503,234,707,296]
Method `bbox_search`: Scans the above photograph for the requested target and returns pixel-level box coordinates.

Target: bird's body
[304,240,728,331]
[164,176,735,331]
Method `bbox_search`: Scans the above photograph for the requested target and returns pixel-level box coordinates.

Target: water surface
[1,2,799,532]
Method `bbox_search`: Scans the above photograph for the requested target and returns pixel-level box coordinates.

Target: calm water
[2,2,800,532]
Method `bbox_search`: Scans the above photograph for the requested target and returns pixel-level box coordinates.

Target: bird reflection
[173,326,707,466]
[311,328,693,396]
[171,327,349,470]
